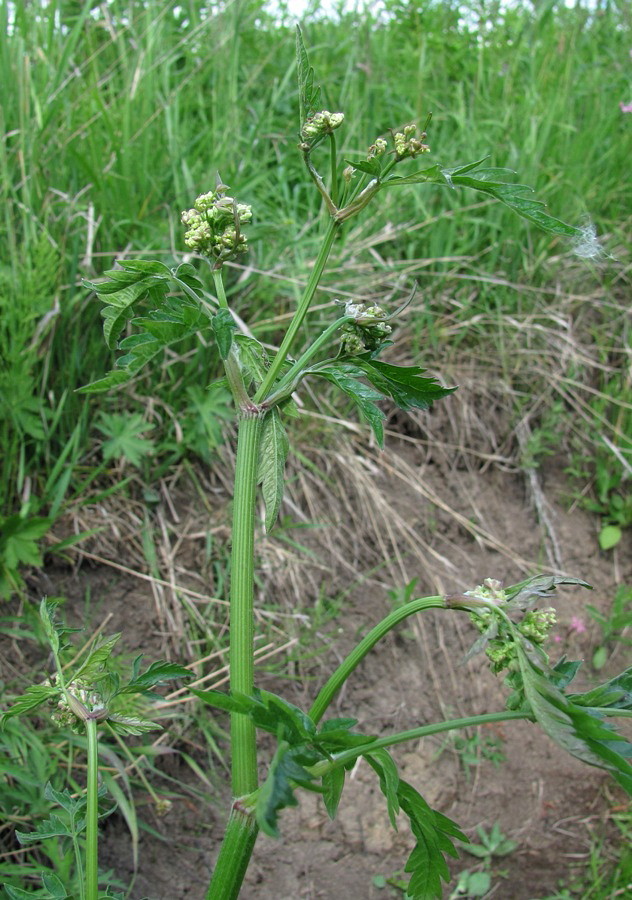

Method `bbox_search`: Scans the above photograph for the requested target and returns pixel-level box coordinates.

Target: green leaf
[0,514,52,571]
[365,749,401,828]
[398,779,466,899]
[296,25,321,126]
[384,161,449,187]
[313,364,386,447]
[570,667,632,712]
[599,524,622,550]
[1,684,59,724]
[233,334,270,389]
[121,660,192,693]
[41,872,69,899]
[257,741,317,837]
[107,713,161,735]
[79,297,209,394]
[322,766,345,820]
[44,782,83,815]
[192,688,316,745]
[504,574,592,611]
[354,359,455,412]
[516,646,632,795]
[16,813,72,843]
[385,157,581,238]
[73,633,121,682]
[344,158,382,178]
[102,280,169,349]
[118,259,172,276]
[95,412,155,467]
[257,408,290,532]
[212,308,238,360]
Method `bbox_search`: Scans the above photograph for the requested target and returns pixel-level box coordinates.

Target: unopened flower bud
[367,138,387,160]
[301,110,345,141]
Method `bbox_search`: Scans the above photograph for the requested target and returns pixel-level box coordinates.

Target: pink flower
[552,634,563,644]
[620,102,632,113]
[569,616,587,635]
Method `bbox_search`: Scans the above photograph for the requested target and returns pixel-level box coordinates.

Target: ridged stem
[85,718,99,900]
[229,412,263,795]
[206,804,259,900]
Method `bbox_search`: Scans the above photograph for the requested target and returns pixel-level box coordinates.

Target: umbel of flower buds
[181,186,252,267]
[301,110,345,141]
[338,300,392,355]
[394,124,430,160]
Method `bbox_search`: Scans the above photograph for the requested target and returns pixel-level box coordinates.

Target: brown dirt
[9,402,631,900]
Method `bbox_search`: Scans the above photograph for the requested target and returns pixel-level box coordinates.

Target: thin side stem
[254,218,340,402]
[264,316,351,405]
[213,268,229,310]
[329,132,339,206]
[309,596,446,723]
[85,718,99,900]
[213,268,252,410]
[310,711,531,777]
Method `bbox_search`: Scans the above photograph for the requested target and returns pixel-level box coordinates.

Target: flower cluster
[394,123,430,160]
[367,137,387,160]
[49,675,107,731]
[301,110,345,141]
[339,300,392,355]
[181,186,252,266]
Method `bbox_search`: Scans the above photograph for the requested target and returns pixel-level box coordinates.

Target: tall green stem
[254,218,340,402]
[85,718,99,900]
[229,412,262,795]
[206,411,263,898]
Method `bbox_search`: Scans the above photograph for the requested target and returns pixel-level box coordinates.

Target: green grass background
[1,0,630,527]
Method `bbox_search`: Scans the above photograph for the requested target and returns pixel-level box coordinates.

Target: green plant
[60,28,632,900]
[587,584,632,671]
[449,822,517,898]
[2,599,191,900]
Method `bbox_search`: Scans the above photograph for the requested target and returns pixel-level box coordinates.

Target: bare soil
[15,403,632,900]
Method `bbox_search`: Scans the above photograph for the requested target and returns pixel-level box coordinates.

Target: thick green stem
[309,596,446,723]
[254,218,340,402]
[85,718,99,900]
[205,412,262,897]
[206,805,259,900]
[229,412,263,795]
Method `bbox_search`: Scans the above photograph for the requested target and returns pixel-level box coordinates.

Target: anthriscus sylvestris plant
[67,29,631,899]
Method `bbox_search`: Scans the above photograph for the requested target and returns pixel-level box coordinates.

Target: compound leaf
[399,779,466,899]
